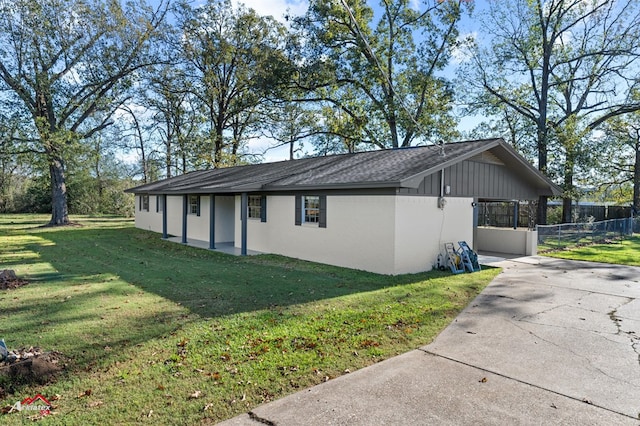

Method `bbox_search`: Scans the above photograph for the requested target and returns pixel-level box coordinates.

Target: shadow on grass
[0,222,497,410]
[29,227,458,319]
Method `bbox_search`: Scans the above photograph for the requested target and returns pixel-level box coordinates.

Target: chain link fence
[537,217,638,251]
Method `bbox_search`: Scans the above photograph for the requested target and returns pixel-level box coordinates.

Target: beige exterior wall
[393,196,474,274]
[134,195,163,232]
[134,193,475,275]
[166,196,184,237]
[236,195,397,274]
[476,227,538,255]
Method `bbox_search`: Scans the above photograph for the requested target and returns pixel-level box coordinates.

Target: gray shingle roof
[126,138,559,195]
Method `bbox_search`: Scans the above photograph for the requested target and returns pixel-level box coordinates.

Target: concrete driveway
[220,257,640,425]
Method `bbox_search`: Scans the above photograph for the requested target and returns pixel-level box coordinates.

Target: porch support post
[241,192,248,256]
[513,201,519,229]
[162,194,168,239]
[209,194,216,249]
[182,194,188,244]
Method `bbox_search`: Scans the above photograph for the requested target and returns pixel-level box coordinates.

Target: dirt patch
[0,347,66,397]
[0,270,29,290]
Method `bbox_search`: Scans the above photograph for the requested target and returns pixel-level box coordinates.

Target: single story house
[125,138,560,275]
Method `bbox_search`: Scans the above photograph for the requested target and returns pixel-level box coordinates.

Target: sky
[230,0,308,20]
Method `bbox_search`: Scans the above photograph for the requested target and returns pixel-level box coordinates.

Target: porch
[165,237,262,256]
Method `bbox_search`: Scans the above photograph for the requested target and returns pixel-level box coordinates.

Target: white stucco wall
[393,196,474,275]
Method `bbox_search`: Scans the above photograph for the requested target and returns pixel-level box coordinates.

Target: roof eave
[124,181,403,195]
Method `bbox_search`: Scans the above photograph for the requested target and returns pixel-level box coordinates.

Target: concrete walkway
[220,257,640,425]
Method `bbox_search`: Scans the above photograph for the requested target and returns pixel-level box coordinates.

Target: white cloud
[232,0,308,22]
[451,31,476,64]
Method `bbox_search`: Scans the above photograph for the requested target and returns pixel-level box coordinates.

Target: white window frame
[303,195,320,224]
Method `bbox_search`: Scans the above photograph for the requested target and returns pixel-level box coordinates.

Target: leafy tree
[0,0,168,225]
[293,0,468,151]
[177,0,290,167]
[464,0,640,223]
[141,65,201,177]
[262,101,323,160]
[600,113,640,211]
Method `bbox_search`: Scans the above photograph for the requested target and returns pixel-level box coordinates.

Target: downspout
[438,169,446,209]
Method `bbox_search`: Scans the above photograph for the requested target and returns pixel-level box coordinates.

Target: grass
[542,235,640,267]
[0,214,499,424]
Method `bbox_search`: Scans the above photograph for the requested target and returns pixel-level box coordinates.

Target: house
[125,138,560,275]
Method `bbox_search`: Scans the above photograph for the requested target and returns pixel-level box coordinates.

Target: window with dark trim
[248,195,261,219]
[304,196,320,223]
[295,195,326,228]
[247,195,267,222]
[140,195,149,212]
[189,195,201,216]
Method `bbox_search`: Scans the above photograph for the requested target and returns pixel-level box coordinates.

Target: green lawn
[0,214,499,424]
[542,235,640,266]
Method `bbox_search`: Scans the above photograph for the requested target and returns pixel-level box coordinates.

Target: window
[303,196,320,224]
[246,195,267,222]
[156,195,164,213]
[248,195,262,219]
[140,195,149,212]
[295,195,326,228]
[189,195,200,216]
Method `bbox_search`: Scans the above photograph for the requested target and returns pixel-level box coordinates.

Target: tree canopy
[1,0,639,224]
[0,0,168,224]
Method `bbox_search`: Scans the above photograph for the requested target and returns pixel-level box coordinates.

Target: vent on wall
[469,151,504,165]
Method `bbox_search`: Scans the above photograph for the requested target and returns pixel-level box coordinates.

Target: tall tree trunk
[536,126,549,225]
[561,146,577,223]
[49,154,69,225]
[561,195,573,223]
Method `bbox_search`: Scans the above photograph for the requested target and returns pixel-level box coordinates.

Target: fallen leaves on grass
[77,389,92,398]
[0,270,29,290]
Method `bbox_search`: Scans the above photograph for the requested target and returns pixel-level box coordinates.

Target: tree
[293,0,467,151]
[600,113,640,211]
[142,65,201,177]
[464,0,640,224]
[262,102,323,160]
[178,0,290,168]
[0,0,168,225]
